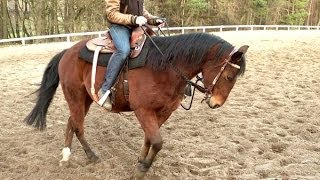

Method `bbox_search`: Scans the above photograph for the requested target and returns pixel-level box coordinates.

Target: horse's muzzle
[208,102,221,109]
[205,96,221,109]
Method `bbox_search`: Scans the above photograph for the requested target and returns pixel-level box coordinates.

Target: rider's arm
[143,8,157,19]
[105,0,137,25]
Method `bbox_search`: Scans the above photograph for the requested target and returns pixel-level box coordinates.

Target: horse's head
[201,45,249,109]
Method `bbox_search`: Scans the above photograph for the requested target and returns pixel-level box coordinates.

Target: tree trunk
[64,0,74,33]
[15,0,20,38]
[0,0,8,39]
[22,0,31,37]
[181,0,185,26]
[306,0,320,25]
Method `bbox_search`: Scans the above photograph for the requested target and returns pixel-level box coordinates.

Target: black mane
[145,33,234,71]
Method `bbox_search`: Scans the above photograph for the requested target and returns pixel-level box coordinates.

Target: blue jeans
[101,24,132,94]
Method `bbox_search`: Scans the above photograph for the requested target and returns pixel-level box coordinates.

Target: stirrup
[97,90,111,106]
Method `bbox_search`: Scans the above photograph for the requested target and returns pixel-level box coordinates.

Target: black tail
[24,49,68,130]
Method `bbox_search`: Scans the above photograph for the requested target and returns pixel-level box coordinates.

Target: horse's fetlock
[138,159,152,172]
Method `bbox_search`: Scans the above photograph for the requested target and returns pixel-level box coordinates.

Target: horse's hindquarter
[59,40,107,104]
[59,40,89,86]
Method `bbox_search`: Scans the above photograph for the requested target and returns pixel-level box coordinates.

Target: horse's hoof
[85,150,100,163]
[134,168,146,180]
[137,160,151,172]
[59,160,70,167]
[87,154,100,163]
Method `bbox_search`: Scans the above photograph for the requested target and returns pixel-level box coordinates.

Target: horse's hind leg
[74,95,99,162]
[59,116,74,165]
[60,87,98,165]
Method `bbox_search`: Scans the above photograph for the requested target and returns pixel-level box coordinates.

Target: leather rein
[142,25,207,93]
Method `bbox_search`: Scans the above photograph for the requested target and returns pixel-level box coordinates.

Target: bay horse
[24,32,248,178]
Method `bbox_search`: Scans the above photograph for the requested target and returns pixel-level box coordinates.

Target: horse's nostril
[213,104,221,109]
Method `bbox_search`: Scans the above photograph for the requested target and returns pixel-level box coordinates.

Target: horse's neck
[169,64,201,86]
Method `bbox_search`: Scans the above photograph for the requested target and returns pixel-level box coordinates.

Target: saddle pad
[79,41,150,69]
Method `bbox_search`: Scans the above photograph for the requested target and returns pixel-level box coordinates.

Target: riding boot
[98,55,127,109]
[102,58,126,92]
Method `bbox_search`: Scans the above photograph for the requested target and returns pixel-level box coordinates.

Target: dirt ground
[0,30,320,180]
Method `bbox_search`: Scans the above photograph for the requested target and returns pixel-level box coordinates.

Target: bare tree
[1,0,9,39]
[306,0,320,25]
[2,0,320,39]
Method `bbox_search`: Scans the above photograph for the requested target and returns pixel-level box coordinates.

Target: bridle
[201,48,241,102]
[142,26,241,108]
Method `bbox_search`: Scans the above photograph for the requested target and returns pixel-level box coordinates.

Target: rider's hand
[155,18,166,28]
[147,18,166,27]
[155,18,165,24]
[135,16,147,26]
[156,18,166,28]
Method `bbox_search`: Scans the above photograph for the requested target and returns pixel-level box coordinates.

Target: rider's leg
[98,24,131,108]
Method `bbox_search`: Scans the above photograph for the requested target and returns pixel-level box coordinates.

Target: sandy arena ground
[0,30,320,179]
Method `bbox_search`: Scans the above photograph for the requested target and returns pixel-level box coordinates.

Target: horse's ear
[238,45,249,54]
[231,45,249,62]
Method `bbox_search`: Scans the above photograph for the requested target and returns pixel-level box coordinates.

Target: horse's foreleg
[138,136,151,161]
[135,109,163,175]
[139,134,162,171]
[137,109,172,171]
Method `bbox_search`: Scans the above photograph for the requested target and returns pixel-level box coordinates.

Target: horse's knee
[152,140,163,152]
[151,136,163,153]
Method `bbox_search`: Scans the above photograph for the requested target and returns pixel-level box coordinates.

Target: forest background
[0,0,319,39]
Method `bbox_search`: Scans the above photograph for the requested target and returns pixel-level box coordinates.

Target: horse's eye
[226,75,233,81]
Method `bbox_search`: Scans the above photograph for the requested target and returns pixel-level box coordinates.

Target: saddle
[86,26,155,105]
[86,26,154,58]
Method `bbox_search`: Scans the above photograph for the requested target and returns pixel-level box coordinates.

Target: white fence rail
[1,25,319,46]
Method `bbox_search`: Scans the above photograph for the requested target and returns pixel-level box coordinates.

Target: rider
[98,0,165,109]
